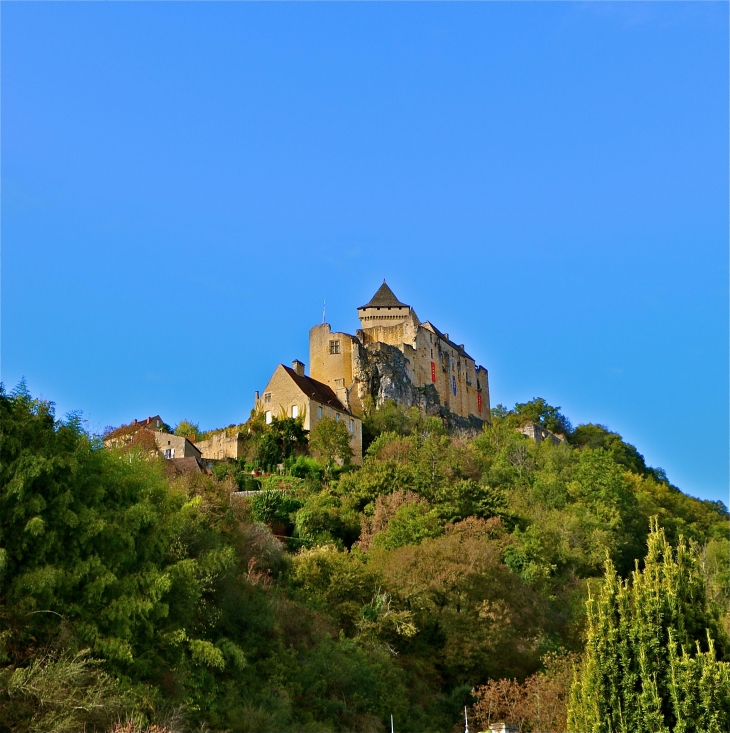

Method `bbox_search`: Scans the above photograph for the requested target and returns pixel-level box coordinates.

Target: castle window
[265,411,272,425]
[335,413,340,422]
[264,393,272,403]
[291,405,299,418]
[430,348,433,358]
[164,448,175,459]
[318,406,323,419]
[349,419,354,432]
[329,340,340,355]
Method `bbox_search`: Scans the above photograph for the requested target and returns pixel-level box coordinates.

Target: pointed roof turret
[358,281,409,310]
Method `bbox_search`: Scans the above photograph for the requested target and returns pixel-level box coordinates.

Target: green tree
[514,397,572,436]
[569,423,649,476]
[174,419,201,441]
[568,520,730,733]
[309,417,353,467]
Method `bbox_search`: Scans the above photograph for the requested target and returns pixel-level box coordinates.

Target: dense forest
[0,382,728,732]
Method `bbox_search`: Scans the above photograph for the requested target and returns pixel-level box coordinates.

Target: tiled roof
[358,281,409,309]
[163,456,210,477]
[281,366,350,413]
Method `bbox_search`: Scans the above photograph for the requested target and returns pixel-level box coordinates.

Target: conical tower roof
[358,281,409,309]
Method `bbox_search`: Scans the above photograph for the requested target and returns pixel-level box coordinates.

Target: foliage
[173,419,201,441]
[3,385,728,732]
[0,649,135,732]
[568,520,730,733]
[568,423,648,475]
[308,416,354,467]
[362,399,424,449]
[293,491,361,547]
[255,416,308,470]
[250,490,303,534]
[472,651,577,733]
[513,397,573,436]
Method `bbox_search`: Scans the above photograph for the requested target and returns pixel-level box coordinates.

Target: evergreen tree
[568,519,730,733]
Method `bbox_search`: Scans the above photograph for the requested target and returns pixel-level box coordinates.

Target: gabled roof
[358,281,409,310]
[134,415,165,429]
[281,366,351,414]
[422,321,473,360]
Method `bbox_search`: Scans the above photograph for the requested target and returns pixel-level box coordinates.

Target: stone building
[517,421,566,446]
[104,415,201,460]
[256,360,363,464]
[309,282,491,427]
[195,431,247,461]
[155,432,201,460]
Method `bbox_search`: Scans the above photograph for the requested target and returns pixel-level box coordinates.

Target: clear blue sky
[2,2,728,503]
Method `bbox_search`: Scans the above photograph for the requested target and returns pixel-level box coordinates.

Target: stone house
[104,416,201,461]
[256,360,363,465]
[309,282,491,426]
[155,431,201,460]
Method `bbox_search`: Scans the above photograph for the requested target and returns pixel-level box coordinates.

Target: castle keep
[309,282,491,427]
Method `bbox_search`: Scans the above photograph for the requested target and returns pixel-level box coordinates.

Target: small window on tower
[318,406,323,419]
[264,393,272,403]
[349,419,354,432]
[329,340,340,355]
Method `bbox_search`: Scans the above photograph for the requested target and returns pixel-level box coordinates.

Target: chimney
[255,391,260,401]
[444,333,449,340]
[292,360,305,377]
[133,419,137,424]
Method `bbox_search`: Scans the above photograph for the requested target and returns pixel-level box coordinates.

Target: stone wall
[308,288,492,426]
[195,432,246,460]
[517,422,566,445]
[309,323,358,397]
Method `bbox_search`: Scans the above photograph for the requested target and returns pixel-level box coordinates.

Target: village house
[104,415,202,461]
[255,360,363,464]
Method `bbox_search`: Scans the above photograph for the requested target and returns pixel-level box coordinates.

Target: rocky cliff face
[350,341,484,432]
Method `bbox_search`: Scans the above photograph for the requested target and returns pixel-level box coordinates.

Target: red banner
[431,362,436,382]
[478,393,482,412]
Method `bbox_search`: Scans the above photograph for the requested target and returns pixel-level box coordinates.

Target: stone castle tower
[309,282,490,427]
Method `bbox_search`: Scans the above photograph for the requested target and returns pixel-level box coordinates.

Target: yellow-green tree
[568,519,730,733]
[309,416,353,467]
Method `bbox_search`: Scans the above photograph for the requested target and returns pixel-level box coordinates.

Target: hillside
[0,383,727,732]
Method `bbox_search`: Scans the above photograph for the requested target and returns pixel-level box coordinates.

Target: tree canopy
[1,385,727,732]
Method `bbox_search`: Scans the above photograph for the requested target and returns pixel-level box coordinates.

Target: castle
[308,281,491,428]
[107,283,491,470]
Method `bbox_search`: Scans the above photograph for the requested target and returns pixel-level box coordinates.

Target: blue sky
[2,2,727,503]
